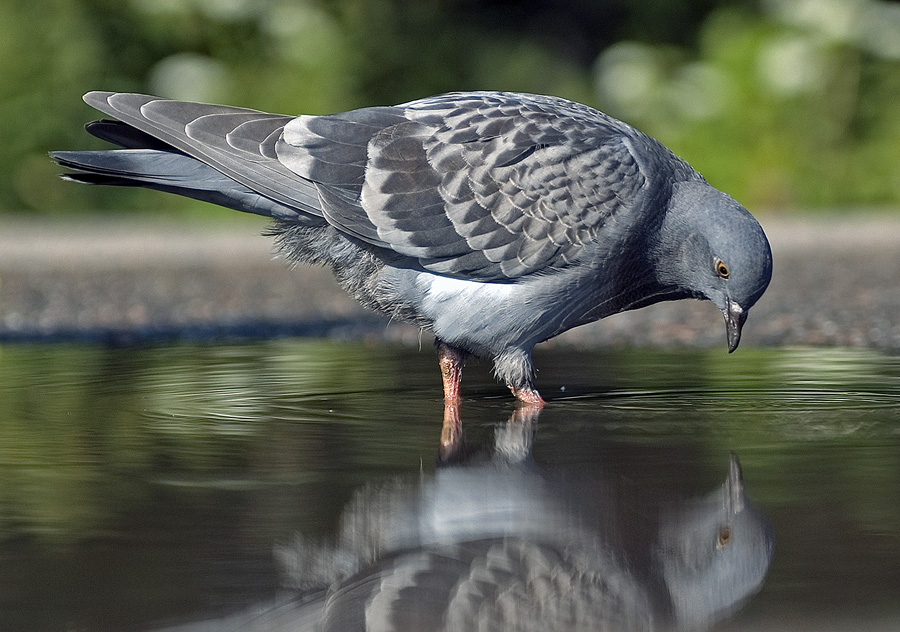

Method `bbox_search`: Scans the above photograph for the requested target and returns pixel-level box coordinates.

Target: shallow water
[0,341,898,631]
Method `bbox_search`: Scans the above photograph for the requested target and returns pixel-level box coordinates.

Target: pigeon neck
[649,181,711,300]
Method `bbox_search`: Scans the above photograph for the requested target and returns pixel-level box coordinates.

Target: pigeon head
[656,181,773,352]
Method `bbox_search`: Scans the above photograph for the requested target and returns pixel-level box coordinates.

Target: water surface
[1,341,898,630]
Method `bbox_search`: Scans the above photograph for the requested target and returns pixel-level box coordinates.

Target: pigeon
[52,91,773,406]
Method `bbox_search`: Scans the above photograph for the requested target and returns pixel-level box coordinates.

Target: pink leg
[438,343,465,407]
[437,343,466,458]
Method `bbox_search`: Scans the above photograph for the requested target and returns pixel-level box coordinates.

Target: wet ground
[1,213,899,350]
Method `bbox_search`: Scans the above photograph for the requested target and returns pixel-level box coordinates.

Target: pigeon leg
[437,342,467,456]
[437,341,467,405]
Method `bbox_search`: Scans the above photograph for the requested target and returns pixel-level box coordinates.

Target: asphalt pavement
[1,213,898,351]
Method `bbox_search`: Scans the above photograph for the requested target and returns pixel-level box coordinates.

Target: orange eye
[715,259,730,279]
[717,525,732,548]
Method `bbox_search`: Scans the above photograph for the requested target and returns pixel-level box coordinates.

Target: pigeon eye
[716,526,732,549]
[714,259,730,279]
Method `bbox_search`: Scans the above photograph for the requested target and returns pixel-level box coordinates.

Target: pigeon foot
[510,385,546,408]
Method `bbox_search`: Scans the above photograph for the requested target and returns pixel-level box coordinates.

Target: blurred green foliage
[3,0,900,214]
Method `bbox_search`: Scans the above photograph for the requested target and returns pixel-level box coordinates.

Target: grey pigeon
[150,448,774,632]
[52,91,773,405]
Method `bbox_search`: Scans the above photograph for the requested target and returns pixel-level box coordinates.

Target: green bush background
[4,0,900,215]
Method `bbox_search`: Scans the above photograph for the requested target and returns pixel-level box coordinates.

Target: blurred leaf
[1,0,899,212]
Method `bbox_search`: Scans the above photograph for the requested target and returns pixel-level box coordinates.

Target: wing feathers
[82,91,324,216]
[79,91,657,281]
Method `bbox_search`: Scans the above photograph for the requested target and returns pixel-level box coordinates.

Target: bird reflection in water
[157,414,773,632]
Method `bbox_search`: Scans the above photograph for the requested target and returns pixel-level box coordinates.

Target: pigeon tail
[51,148,308,221]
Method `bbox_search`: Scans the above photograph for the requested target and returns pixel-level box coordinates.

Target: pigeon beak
[723,301,747,353]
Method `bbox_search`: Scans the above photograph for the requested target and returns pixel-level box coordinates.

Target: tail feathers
[85,119,177,152]
[51,149,314,222]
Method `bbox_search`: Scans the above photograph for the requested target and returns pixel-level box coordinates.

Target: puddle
[0,341,898,630]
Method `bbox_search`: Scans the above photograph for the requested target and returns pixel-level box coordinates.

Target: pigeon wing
[278,92,649,280]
